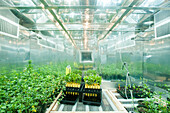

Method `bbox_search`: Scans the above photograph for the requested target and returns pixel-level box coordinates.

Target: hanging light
[40,3,45,10]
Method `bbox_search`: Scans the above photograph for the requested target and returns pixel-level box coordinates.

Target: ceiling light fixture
[84,30,88,49]
[85,22,89,26]
[85,14,90,20]
[115,16,119,21]
[121,9,126,13]
[40,3,45,9]
[70,12,75,18]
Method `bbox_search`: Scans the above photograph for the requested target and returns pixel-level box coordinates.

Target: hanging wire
[118,24,135,112]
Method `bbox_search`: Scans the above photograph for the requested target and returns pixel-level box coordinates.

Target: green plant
[64,72,81,84]
[84,76,89,84]
[76,74,81,84]
[83,75,102,85]
[141,84,154,98]
[85,69,97,76]
[0,61,66,112]
[88,75,94,85]
[141,94,169,113]
[96,76,102,85]
[72,70,82,75]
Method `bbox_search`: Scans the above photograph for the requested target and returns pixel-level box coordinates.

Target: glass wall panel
[143,38,170,94]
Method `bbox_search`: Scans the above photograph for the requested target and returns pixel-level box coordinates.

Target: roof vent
[154,2,170,40]
[0,0,19,38]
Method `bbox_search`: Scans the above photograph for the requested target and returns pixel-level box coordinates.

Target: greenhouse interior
[0,0,170,113]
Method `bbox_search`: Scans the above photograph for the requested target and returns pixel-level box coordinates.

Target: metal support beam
[39,0,77,49]
[0,6,170,10]
[98,0,143,41]
[24,29,153,32]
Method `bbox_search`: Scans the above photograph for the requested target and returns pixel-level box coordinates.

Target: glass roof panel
[46,0,80,6]
[133,10,147,14]
[114,25,135,31]
[139,0,165,7]
[96,0,123,6]
[21,9,49,23]
[125,13,145,23]
[1,0,169,51]
[45,0,124,6]
[57,9,82,23]
[93,9,117,23]
[10,0,36,6]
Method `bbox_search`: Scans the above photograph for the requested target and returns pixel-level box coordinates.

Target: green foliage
[0,61,67,112]
[100,62,144,80]
[84,75,102,85]
[100,64,126,80]
[85,69,97,76]
[72,70,82,75]
[83,69,102,85]
[156,83,170,92]
[145,63,170,75]
[96,75,102,85]
[64,72,81,84]
[141,94,170,113]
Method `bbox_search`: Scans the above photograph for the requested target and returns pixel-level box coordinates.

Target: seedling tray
[82,95,102,106]
[65,87,80,92]
[82,87,102,106]
[61,94,79,105]
[117,88,151,99]
[62,84,85,104]
[82,88,102,94]
[65,83,85,92]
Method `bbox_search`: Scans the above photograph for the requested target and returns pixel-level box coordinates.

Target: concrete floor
[101,80,117,89]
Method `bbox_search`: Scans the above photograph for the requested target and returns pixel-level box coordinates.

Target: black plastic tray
[65,87,80,92]
[117,88,150,99]
[65,83,85,92]
[82,88,102,94]
[61,94,79,105]
[82,95,102,106]
[62,83,85,104]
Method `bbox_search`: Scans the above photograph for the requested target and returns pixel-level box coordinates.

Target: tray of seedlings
[117,83,154,99]
[156,83,170,92]
[137,96,169,113]
[61,72,82,104]
[82,70,102,106]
